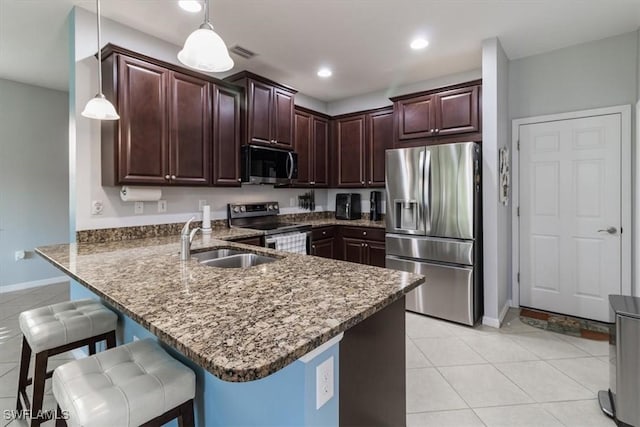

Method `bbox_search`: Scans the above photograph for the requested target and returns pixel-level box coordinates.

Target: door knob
[597,226,617,235]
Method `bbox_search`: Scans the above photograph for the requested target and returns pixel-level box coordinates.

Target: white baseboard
[0,276,69,294]
[482,299,513,328]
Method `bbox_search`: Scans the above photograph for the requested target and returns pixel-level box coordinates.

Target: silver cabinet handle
[368,180,372,184]
[322,231,326,236]
[363,231,367,236]
[165,175,170,180]
[361,181,365,185]
[598,226,618,234]
[171,175,176,180]
[310,181,315,185]
[237,178,242,182]
[435,128,440,133]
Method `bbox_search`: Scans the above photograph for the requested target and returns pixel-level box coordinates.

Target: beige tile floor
[406,310,615,427]
[0,283,615,426]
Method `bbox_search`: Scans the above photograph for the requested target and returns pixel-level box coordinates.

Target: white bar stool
[52,338,196,427]
[17,299,117,427]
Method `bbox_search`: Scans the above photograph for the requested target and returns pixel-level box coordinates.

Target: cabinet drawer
[229,236,263,246]
[340,226,385,242]
[312,226,336,241]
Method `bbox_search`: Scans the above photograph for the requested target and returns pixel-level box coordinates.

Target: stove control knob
[233,206,240,213]
[273,204,279,210]
[240,206,246,212]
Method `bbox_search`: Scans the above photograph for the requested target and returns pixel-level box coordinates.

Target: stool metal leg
[105,330,116,349]
[55,405,67,427]
[30,351,48,427]
[178,400,195,427]
[16,337,31,412]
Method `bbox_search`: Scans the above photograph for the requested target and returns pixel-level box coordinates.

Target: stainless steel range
[228,202,311,253]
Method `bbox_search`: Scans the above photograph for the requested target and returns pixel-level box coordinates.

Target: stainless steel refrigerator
[385,142,482,325]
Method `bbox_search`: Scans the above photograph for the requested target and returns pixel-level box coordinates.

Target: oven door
[241,145,298,184]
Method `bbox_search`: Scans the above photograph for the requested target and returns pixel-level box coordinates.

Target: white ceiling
[1,0,640,101]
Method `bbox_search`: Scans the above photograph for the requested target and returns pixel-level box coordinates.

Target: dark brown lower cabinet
[367,241,386,268]
[311,238,335,259]
[342,237,367,264]
[229,236,263,246]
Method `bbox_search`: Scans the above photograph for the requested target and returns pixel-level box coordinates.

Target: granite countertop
[36,233,423,382]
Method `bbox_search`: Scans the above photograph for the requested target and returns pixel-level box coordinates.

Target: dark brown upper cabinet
[391,80,482,147]
[100,44,241,187]
[293,107,329,187]
[332,107,392,188]
[211,85,242,186]
[225,71,297,150]
[334,114,367,187]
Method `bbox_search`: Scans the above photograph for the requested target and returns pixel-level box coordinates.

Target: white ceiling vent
[229,45,257,59]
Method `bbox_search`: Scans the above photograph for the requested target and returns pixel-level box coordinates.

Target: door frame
[511,105,632,309]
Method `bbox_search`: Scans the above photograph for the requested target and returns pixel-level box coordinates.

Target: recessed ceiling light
[410,38,429,50]
[317,67,332,78]
[179,0,202,13]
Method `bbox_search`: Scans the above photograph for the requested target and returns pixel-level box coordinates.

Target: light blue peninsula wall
[70,282,340,427]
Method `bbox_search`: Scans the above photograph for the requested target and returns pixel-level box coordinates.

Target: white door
[519,114,621,322]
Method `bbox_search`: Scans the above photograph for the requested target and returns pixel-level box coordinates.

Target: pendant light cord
[96,0,103,96]
[204,0,210,25]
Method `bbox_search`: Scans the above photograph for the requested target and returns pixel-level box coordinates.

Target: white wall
[0,79,69,288]
[72,8,329,231]
[481,38,511,327]
[509,31,638,120]
[327,69,482,116]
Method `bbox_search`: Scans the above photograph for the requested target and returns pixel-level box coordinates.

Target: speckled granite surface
[36,235,422,382]
[76,212,385,244]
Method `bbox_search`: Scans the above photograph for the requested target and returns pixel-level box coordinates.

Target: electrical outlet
[91,200,104,215]
[14,250,26,261]
[134,202,144,214]
[316,356,334,409]
[198,200,207,211]
[157,200,167,213]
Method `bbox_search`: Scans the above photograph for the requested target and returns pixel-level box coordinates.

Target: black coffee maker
[370,191,382,221]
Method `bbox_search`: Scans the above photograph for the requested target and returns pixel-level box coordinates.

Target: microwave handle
[287,152,294,179]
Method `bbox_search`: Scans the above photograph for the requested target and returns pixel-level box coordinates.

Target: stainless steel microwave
[241,145,298,185]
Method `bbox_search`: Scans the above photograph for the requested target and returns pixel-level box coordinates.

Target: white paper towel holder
[120,186,162,202]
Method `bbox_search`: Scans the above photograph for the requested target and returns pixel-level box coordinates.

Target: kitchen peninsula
[36,229,423,427]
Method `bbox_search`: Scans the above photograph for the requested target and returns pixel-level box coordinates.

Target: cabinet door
[343,237,366,264]
[169,72,210,185]
[336,115,366,187]
[312,116,329,186]
[231,236,263,246]
[367,109,393,187]
[395,94,436,142]
[366,240,386,268]
[117,55,169,184]
[212,85,241,186]
[273,88,295,148]
[294,110,312,185]
[312,237,335,259]
[434,86,479,136]
[247,79,273,145]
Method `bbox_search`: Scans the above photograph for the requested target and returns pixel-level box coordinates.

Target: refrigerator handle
[424,149,432,232]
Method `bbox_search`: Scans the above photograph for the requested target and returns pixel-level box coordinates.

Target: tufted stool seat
[52,339,195,427]
[16,299,117,427]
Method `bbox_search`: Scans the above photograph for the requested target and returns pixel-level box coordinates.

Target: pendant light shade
[178,0,234,72]
[82,94,120,120]
[82,0,119,121]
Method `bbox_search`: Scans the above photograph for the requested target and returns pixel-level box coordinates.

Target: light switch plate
[91,200,103,215]
[316,356,334,410]
[134,202,144,214]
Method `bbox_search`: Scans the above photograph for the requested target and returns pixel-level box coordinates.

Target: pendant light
[81,0,119,120]
[178,0,234,72]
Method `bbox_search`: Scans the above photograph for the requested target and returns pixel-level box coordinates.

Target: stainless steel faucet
[180,217,200,261]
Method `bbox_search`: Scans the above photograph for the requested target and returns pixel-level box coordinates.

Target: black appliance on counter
[241,145,298,185]
[335,193,361,220]
[370,191,382,221]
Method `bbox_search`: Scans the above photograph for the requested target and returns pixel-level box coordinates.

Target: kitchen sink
[192,249,278,268]
[192,249,246,262]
